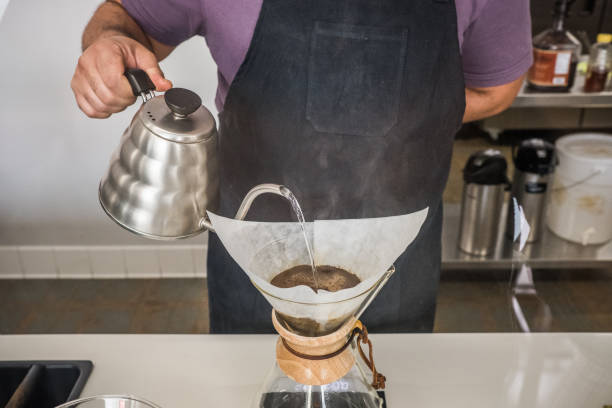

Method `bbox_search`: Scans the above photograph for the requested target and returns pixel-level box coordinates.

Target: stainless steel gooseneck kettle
[99,70,291,239]
[99,69,221,239]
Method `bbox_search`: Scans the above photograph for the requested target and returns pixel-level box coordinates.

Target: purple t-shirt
[123,0,533,111]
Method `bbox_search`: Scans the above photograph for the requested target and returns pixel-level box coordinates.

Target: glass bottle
[527,0,582,92]
[584,33,612,93]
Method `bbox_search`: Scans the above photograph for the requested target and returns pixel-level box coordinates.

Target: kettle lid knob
[164,88,202,116]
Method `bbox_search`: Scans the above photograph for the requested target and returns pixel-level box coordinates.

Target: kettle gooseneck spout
[199,184,293,233]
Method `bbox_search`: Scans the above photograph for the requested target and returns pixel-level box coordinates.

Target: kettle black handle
[124,69,156,96]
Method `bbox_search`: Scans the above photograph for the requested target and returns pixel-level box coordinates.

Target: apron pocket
[306,22,407,138]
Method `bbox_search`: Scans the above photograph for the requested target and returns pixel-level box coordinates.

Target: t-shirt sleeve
[461,0,533,88]
[122,0,205,46]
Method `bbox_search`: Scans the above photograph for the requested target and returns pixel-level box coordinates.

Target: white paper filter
[207,208,428,332]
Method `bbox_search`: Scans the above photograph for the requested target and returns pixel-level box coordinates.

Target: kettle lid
[139,88,216,143]
[463,149,508,185]
[514,138,555,174]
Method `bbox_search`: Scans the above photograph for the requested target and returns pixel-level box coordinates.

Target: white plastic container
[547,133,612,245]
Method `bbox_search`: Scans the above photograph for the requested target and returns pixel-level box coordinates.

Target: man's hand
[71,0,175,118]
[71,35,172,118]
[463,74,525,123]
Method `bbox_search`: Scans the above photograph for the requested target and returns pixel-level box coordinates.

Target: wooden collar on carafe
[272,310,386,389]
[272,310,358,385]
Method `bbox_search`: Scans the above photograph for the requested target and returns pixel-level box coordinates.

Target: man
[72,0,532,333]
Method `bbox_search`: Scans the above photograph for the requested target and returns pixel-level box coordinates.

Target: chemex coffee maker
[99,70,429,407]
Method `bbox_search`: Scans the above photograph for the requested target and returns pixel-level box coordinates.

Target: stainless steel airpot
[99,69,288,239]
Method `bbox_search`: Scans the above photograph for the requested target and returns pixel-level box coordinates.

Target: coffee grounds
[275,311,349,337]
[270,265,360,293]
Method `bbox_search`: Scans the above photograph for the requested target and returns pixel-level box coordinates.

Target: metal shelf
[441,204,612,270]
[512,70,612,109]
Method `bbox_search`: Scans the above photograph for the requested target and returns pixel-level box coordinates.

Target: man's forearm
[463,88,508,123]
[462,74,525,123]
[82,1,152,51]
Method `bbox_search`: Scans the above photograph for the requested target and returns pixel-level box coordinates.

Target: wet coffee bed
[270,265,360,292]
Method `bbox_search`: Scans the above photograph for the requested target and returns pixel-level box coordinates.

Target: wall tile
[125,248,161,278]
[3,246,207,279]
[193,247,207,277]
[19,247,57,278]
[90,248,126,278]
[159,248,194,278]
[55,248,92,278]
[0,247,24,278]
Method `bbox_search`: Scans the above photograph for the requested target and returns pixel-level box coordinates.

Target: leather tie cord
[280,323,386,389]
[355,325,386,390]
[281,327,360,361]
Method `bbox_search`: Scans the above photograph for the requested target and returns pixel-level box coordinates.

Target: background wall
[0,0,218,246]
[0,0,219,278]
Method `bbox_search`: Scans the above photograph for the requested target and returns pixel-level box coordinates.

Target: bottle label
[525,182,547,194]
[529,49,572,87]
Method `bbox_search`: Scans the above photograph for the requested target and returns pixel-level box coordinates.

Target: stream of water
[284,190,319,290]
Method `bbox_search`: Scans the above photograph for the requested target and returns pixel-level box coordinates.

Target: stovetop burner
[0,361,92,408]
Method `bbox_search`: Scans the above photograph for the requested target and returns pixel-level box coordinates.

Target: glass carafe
[254,359,382,408]
[249,267,393,408]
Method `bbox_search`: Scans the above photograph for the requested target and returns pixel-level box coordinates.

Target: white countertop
[2,333,612,407]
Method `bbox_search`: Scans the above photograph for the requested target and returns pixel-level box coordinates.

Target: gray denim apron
[207,0,465,333]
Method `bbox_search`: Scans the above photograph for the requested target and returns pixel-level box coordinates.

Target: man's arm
[82,0,174,60]
[463,74,525,123]
[71,1,174,118]
[458,0,532,124]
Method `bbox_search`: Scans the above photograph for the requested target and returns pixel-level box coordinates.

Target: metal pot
[99,69,219,239]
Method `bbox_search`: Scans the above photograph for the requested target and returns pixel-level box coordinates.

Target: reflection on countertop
[435,268,612,333]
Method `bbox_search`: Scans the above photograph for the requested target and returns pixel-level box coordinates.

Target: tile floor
[1,269,610,334]
[0,279,208,334]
